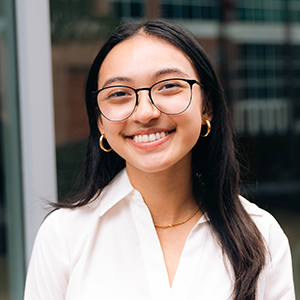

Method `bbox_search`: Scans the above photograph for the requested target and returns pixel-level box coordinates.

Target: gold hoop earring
[99,134,112,152]
[200,118,211,137]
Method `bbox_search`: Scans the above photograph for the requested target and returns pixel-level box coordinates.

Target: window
[234,44,285,102]
[112,0,144,18]
[161,0,219,20]
[236,0,285,22]
[289,0,300,22]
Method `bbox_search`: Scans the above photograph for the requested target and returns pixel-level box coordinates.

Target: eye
[100,86,134,102]
[108,91,126,98]
[155,80,185,95]
[161,82,182,90]
[107,89,130,99]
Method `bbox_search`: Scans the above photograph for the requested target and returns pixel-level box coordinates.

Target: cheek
[174,110,202,141]
[184,103,203,140]
[101,122,124,145]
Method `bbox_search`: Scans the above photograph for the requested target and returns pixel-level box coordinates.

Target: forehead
[98,34,198,87]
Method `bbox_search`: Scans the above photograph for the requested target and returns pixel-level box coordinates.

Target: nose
[131,90,161,123]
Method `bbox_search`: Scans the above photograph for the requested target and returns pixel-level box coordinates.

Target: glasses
[91,78,203,122]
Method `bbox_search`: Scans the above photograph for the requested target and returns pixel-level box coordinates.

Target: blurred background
[1,0,300,299]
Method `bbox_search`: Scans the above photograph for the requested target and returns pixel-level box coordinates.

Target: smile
[133,132,169,143]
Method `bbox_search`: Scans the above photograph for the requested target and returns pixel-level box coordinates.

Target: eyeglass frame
[91,78,204,122]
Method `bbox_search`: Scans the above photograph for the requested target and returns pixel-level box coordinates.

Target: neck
[126,159,199,225]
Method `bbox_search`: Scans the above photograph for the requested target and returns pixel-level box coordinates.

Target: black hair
[54,19,266,300]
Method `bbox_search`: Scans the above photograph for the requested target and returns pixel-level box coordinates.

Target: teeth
[133,132,168,143]
[149,134,156,141]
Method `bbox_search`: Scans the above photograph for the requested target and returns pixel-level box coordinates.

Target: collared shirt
[24,169,295,300]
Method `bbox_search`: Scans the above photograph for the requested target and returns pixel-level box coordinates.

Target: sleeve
[262,215,296,300]
[24,210,70,300]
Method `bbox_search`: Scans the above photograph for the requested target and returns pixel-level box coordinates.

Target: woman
[24,19,295,300]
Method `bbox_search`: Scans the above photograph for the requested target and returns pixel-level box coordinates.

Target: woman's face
[97,34,211,175]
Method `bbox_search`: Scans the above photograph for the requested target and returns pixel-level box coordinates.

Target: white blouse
[24,169,295,300]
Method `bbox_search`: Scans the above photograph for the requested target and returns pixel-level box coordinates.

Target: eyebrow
[154,68,190,78]
[102,76,131,88]
[101,68,190,89]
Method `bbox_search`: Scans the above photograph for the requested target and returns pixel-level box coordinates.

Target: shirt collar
[96,169,264,219]
[98,168,135,217]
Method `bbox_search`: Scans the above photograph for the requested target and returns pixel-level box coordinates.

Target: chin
[126,156,189,175]
[129,165,170,174]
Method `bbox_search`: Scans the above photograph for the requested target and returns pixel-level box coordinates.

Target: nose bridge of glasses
[135,87,153,106]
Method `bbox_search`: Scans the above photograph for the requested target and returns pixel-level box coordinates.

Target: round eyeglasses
[91,78,203,122]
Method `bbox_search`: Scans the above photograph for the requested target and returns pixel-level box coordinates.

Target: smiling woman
[24,19,295,300]
[97,34,204,174]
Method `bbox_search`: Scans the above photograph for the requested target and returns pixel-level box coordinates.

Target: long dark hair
[55,19,266,300]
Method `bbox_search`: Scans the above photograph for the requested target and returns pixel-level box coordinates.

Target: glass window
[236,0,285,22]
[182,4,192,19]
[130,2,143,17]
[234,44,285,104]
[161,0,219,20]
[233,42,300,295]
[289,0,300,22]
[50,0,120,201]
[110,0,144,18]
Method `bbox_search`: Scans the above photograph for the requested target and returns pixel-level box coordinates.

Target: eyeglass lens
[97,79,193,121]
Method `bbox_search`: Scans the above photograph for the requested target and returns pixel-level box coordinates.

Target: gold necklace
[154,206,200,229]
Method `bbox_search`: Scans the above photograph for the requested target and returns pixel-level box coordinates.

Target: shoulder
[239,195,285,240]
[44,168,130,230]
[44,196,102,233]
[30,195,104,276]
[38,168,132,247]
[35,202,101,259]
[240,196,295,298]
[25,193,107,299]
[239,196,292,270]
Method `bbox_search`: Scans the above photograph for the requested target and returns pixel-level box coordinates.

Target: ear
[97,116,104,135]
[202,99,213,123]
